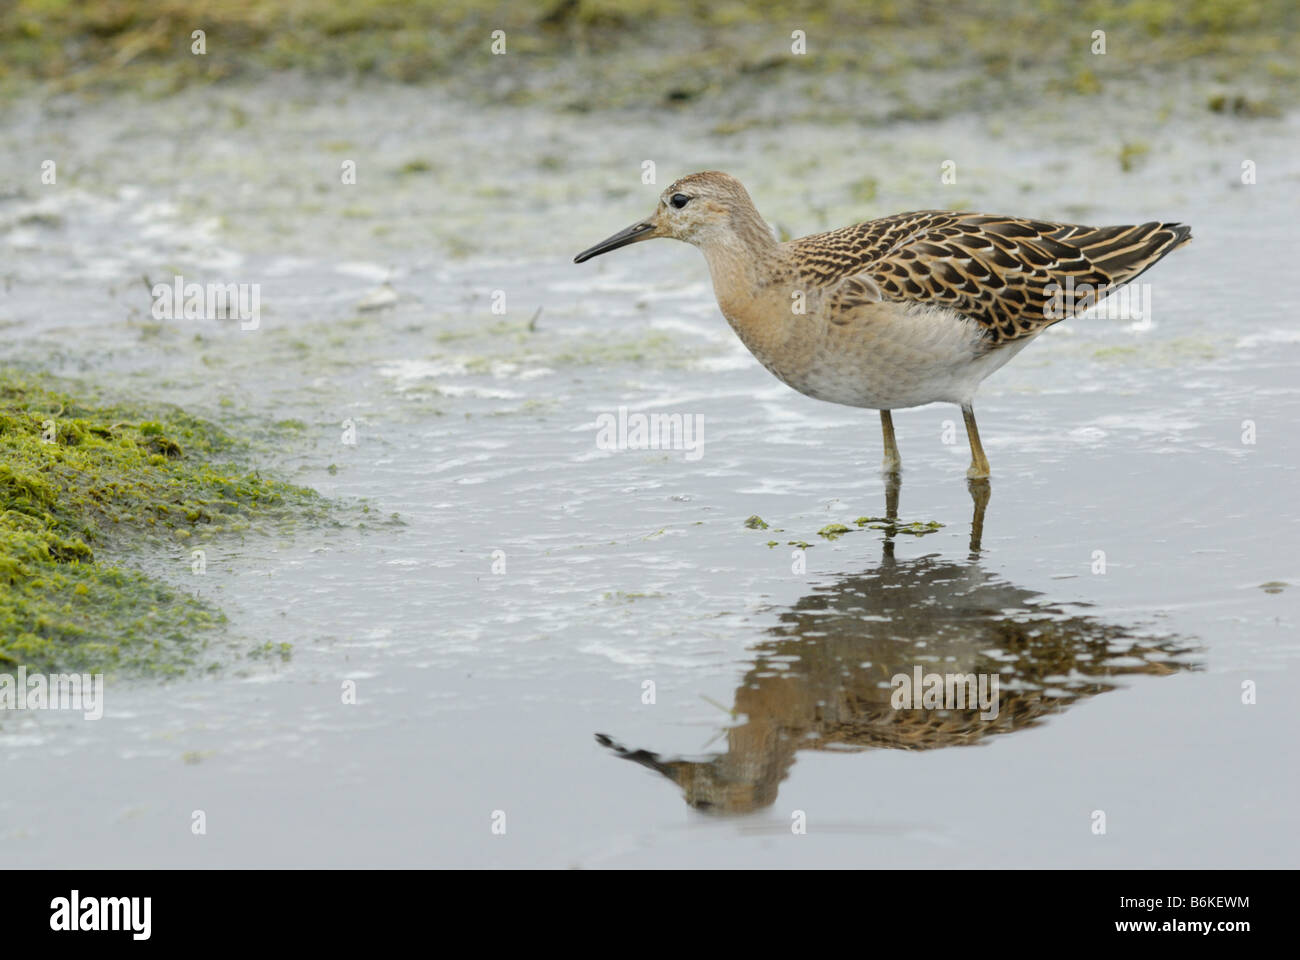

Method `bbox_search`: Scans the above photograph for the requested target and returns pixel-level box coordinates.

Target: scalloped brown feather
[798,211,1192,343]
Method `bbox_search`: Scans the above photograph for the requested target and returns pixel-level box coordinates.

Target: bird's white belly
[763,303,1034,410]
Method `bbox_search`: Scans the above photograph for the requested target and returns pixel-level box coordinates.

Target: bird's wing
[796,211,1191,343]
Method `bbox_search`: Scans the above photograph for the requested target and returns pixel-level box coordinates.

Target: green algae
[602,590,664,603]
[817,523,852,541]
[804,517,946,541]
[854,516,944,536]
[0,371,325,675]
[247,640,295,661]
[897,521,944,536]
[1092,345,1142,361]
[1207,93,1281,117]
[753,514,945,547]
[1091,338,1218,365]
[1117,141,1151,173]
[424,320,704,375]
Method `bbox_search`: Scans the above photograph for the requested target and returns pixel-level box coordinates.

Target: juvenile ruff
[574,171,1191,479]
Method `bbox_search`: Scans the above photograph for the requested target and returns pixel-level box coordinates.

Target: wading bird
[574,171,1190,479]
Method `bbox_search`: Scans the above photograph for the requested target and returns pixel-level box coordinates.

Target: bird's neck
[698,210,781,317]
[696,220,799,373]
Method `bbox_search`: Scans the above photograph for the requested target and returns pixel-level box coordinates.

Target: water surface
[1,80,1297,867]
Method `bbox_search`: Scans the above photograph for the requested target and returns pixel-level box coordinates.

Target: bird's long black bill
[573,221,654,263]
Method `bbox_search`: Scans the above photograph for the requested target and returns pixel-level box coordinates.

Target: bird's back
[790,211,1192,343]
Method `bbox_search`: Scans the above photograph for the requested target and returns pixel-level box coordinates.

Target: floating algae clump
[818,524,852,541]
[0,372,325,675]
[854,517,944,536]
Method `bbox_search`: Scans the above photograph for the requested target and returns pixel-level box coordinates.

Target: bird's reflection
[597,478,1198,814]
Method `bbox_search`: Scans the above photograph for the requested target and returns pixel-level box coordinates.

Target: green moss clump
[744,515,769,530]
[0,371,324,675]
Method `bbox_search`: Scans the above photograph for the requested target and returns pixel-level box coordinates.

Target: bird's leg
[884,469,900,522]
[880,410,901,476]
[882,466,901,562]
[879,412,901,561]
[961,403,990,479]
[967,478,989,557]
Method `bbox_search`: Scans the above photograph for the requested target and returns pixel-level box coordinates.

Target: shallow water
[1,79,1298,866]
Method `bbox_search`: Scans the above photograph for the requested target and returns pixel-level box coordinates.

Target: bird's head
[573,171,769,263]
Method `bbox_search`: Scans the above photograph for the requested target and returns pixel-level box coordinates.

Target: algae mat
[0,373,326,675]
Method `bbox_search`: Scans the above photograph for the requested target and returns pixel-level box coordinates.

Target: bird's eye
[670,194,691,209]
